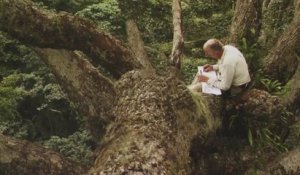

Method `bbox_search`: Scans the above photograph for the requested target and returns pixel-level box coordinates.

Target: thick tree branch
[126,19,154,73]
[263,1,300,82]
[34,48,116,139]
[248,147,300,174]
[170,0,184,69]
[0,134,88,175]
[282,59,300,111]
[229,0,262,44]
[295,0,300,19]
[0,0,141,78]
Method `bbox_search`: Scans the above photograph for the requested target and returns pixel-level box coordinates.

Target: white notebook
[198,66,222,95]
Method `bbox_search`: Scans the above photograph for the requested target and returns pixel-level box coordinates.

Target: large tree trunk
[89,71,222,174]
[259,0,294,49]
[282,61,300,112]
[0,134,87,175]
[263,0,300,82]
[228,0,262,44]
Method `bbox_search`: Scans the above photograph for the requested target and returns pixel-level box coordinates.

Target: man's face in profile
[204,47,219,60]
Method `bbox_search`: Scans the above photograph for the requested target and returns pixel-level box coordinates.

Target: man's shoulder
[224,45,243,57]
[223,45,245,64]
[224,45,238,51]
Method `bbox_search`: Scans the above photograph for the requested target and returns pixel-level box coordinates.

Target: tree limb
[247,147,300,174]
[0,0,141,78]
[126,19,154,73]
[0,134,88,175]
[262,1,300,82]
[34,48,116,139]
[282,58,300,111]
[170,0,184,69]
[228,0,262,44]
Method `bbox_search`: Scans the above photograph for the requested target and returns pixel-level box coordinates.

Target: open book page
[198,66,222,95]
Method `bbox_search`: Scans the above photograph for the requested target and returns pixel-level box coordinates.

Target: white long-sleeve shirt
[207,45,251,90]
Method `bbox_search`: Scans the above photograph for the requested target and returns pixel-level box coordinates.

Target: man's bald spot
[203,39,224,52]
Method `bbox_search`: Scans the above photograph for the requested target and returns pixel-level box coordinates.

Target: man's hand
[203,64,213,72]
[198,75,209,82]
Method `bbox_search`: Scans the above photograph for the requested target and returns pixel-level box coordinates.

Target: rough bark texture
[228,0,262,44]
[283,61,300,112]
[0,134,88,175]
[263,0,300,82]
[89,70,222,174]
[259,0,294,48]
[191,89,290,175]
[245,147,300,175]
[170,0,184,69]
[0,0,141,78]
[33,48,116,139]
[126,19,154,73]
[296,0,300,18]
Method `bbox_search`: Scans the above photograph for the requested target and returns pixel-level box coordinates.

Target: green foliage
[229,108,292,153]
[0,74,27,122]
[260,78,286,95]
[30,82,80,139]
[249,128,288,152]
[32,0,99,13]
[148,42,212,83]
[0,32,80,140]
[181,57,211,83]
[182,0,234,40]
[0,73,80,140]
[43,130,95,165]
[76,0,126,37]
[262,0,294,49]
[0,32,48,78]
[239,37,261,73]
[118,0,173,43]
[0,74,36,139]
[147,43,171,74]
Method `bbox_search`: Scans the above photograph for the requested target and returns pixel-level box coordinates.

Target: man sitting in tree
[188,38,251,97]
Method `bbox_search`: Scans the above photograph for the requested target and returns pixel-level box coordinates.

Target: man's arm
[212,64,219,71]
[207,64,234,90]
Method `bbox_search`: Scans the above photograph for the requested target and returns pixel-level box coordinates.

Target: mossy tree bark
[228,0,262,45]
[263,0,300,82]
[259,0,295,49]
[282,60,300,112]
[0,134,88,175]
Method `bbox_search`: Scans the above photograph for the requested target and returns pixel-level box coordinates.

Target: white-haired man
[189,38,251,96]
